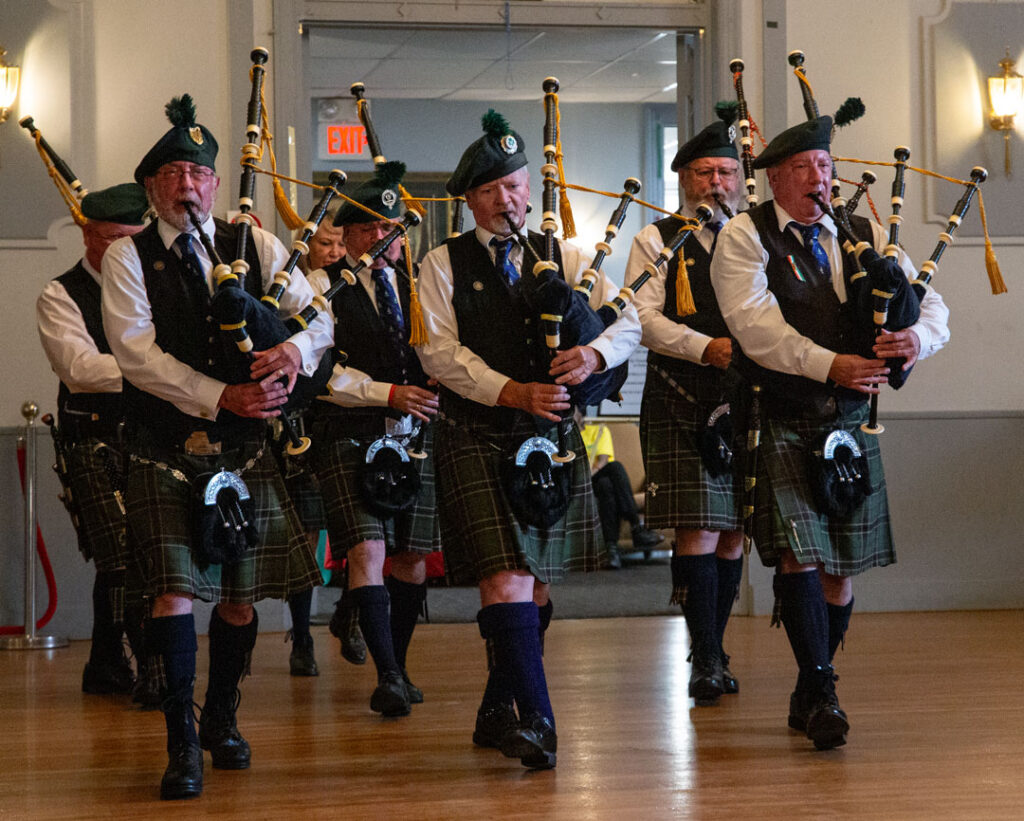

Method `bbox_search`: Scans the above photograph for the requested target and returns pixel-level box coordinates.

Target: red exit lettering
[325,124,369,156]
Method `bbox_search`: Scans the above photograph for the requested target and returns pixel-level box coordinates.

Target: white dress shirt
[415,226,642,407]
[101,216,333,421]
[37,258,123,394]
[711,201,950,384]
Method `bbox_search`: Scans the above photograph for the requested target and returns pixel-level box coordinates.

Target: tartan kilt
[124,438,322,603]
[639,367,743,531]
[312,424,440,558]
[64,437,128,571]
[434,409,602,586]
[752,403,894,576]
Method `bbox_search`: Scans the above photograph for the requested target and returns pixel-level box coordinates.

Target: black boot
[328,585,367,665]
[715,556,744,694]
[474,637,518,749]
[198,608,256,769]
[671,554,724,705]
[386,576,426,704]
[805,664,849,750]
[350,585,410,717]
[82,571,134,695]
[147,614,202,801]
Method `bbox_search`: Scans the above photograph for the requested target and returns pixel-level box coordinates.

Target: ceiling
[307,25,679,104]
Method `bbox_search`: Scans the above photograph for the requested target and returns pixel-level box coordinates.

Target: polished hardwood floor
[2,610,1021,820]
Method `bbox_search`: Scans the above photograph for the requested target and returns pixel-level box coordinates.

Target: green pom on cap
[833,97,866,129]
[714,100,739,125]
[481,109,512,138]
[165,94,197,128]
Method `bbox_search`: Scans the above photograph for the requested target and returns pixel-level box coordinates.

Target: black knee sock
[89,571,125,666]
[146,613,199,750]
[350,585,400,680]
[205,608,258,710]
[385,577,425,673]
[288,588,313,644]
[671,554,718,650]
[714,556,744,651]
[478,603,553,727]
[775,572,830,679]
[827,598,854,662]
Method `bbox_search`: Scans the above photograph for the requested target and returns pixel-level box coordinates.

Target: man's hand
[217,372,289,418]
[497,380,570,422]
[873,328,921,371]
[828,354,889,394]
[550,345,604,386]
[250,341,301,392]
[388,385,440,422]
[701,337,733,370]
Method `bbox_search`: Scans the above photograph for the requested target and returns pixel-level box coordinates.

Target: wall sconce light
[0,47,20,123]
[987,48,1023,177]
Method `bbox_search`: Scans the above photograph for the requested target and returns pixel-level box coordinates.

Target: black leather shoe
[402,670,423,704]
[370,671,411,717]
[289,633,319,677]
[132,658,163,710]
[721,651,739,694]
[329,600,367,665]
[160,742,203,800]
[473,703,518,749]
[787,688,811,733]
[198,691,251,769]
[500,713,557,769]
[82,658,135,695]
[603,543,623,570]
[688,641,725,706]
[631,525,664,550]
[804,665,849,750]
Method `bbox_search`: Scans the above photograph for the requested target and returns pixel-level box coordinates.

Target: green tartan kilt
[125,439,322,604]
[312,424,440,557]
[435,409,602,586]
[752,403,894,577]
[640,368,743,532]
[64,437,128,571]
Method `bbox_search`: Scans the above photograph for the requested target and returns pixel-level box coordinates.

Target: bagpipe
[20,115,89,225]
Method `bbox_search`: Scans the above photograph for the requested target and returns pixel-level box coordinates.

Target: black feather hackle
[833,97,866,128]
[715,100,739,124]
[165,95,197,127]
[374,160,407,186]
[482,109,511,137]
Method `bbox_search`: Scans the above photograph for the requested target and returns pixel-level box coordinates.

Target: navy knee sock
[385,577,425,672]
[672,554,718,650]
[287,588,313,644]
[714,556,743,650]
[537,599,554,656]
[827,598,854,662]
[350,585,400,680]
[89,571,125,666]
[146,613,199,749]
[205,607,258,709]
[478,603,553,727]
[775,572,830,678]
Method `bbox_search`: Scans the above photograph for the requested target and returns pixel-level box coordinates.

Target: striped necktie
[791,222,831,281]
[372,268,407,360]
[490,237,520,286]
[174,233,209,306]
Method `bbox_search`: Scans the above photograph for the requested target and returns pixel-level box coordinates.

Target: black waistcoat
[442,230,563,427]
[646,217,731,389]
[55,261,123,431]
[742,201,873,414]
[124,219,264,444]
[315,259,429,435]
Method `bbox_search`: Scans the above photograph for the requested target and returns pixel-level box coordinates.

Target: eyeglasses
[155,165,216,182]
[685,166,739,181]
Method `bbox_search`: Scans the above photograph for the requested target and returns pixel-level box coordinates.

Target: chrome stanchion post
[0,401,68,650]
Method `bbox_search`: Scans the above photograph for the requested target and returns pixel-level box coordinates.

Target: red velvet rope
[0,437,59,634]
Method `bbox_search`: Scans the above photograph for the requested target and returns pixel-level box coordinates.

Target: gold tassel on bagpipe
[399,186,429,347]
[550,92,576,240]
[674,246,697,318]
[250,73,304,231]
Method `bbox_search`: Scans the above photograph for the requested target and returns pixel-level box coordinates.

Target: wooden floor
[2,610,1022,820]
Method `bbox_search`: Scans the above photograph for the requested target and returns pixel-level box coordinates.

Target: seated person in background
[576,409,663,569]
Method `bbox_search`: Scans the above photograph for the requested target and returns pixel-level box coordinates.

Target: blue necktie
[372,268,407,359]
[174,233,209,305]
[490,237,520,287]
[792,222,831,281]
[709,220,723,254]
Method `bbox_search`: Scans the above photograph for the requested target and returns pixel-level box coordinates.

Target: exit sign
[323,123,368,158]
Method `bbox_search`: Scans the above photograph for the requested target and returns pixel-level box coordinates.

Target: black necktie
[709,220,723,254]
[791,222,832,281]
[174,233,209,306]
[490,237,520,286]
[372,268,407,359]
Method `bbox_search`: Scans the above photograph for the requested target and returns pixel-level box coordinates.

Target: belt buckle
[184,431,222,456]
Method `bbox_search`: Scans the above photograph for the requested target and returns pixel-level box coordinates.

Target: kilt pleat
[752,405,894,576]
[64,437,128,571]
[640,369,743,531]
[313,425,440,557]
[434,411,601,586]
[125,441,322,603]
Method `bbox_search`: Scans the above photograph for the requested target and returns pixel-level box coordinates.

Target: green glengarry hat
[134,94,219,184]
[333,161,406,226]
[671,101,740,172]
[80,182,149,225]
[752,115,832,169]
[445,110,527,196]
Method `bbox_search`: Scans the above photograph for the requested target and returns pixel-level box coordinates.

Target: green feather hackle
[165,95,197,127]
[833,97,866,128]
[482,109,511,137]
[374,160,407,186]
[715,100,739,124]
